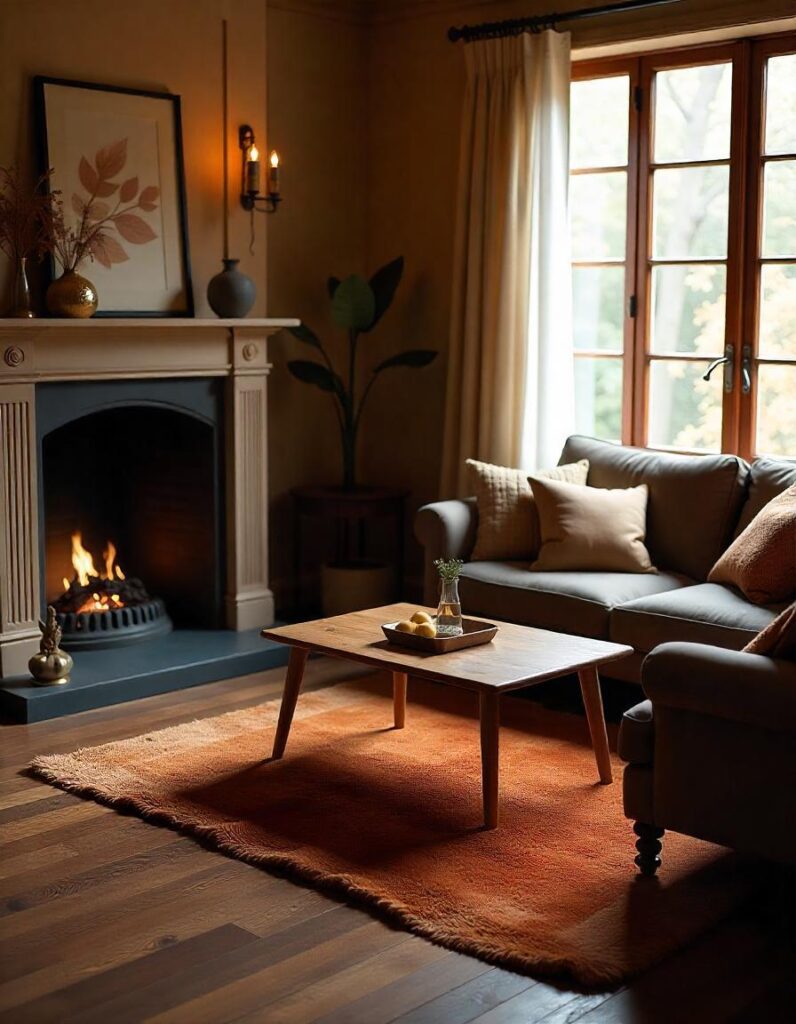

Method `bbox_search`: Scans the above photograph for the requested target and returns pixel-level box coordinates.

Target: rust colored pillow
[708,485,796,605]
[743,602,796,660]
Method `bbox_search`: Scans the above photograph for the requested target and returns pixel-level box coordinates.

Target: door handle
[702,345,735,393]
[741,344,752,395]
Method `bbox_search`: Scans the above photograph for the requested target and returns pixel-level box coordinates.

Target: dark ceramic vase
[207,258,256,318]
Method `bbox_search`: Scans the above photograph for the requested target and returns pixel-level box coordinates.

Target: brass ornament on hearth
[29,606,74,686]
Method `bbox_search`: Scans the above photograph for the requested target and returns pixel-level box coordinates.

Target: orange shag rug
[30,677,757,986]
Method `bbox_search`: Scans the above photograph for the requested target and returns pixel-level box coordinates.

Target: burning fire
[62,532,126,613]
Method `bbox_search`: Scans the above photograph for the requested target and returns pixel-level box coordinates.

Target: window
[570,34,796,458]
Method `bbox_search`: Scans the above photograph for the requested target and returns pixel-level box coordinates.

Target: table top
[262,603,633,694]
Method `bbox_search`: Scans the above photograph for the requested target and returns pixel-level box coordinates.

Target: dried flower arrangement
[0,166,52,262]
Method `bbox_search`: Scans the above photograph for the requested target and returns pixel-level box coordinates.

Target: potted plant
[286,256,437,490]
[286,257,437,614]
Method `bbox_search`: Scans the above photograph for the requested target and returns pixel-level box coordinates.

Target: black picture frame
[34,75,194,318]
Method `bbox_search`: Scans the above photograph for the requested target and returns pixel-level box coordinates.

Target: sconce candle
[268,150,280,195]
[245,144,261,194]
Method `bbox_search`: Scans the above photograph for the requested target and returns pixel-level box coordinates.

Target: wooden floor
[1,661,793,1024]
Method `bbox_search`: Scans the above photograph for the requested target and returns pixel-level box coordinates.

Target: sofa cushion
[709,485,796,604]
[618,700,654,764]
[458,561,688,639]
[559,436,749,581]
[529,477,654,573]
[610,583,779,654]
[734,456,796,536]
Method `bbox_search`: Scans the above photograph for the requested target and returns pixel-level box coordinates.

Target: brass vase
[46,269,98,318]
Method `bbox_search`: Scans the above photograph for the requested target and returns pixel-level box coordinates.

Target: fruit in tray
[392,612,437,639]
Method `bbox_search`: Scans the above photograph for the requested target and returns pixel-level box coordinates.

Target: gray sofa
[415,436,796,682]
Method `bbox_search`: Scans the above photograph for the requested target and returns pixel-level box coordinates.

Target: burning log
[53,575,152,615]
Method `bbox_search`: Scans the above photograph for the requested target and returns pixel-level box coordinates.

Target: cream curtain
[441,30,575,497]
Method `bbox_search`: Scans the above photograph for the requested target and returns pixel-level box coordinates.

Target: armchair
[619,642,796,874]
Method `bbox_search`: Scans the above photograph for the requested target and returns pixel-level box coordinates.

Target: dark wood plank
[391,966,536,1024]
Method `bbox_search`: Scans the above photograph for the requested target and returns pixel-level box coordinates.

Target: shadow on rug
[29,676,758,987]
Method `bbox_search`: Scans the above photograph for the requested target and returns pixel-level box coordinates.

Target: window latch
[741,344,752,395]
[702,345,735,393]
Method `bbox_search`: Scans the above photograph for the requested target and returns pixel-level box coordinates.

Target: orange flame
[64,532,127,613]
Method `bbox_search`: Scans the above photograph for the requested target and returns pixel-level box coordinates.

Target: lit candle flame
[269,150,279,168]
[249,144,259,162]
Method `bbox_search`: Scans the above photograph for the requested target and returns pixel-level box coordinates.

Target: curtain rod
[448,0,683,44]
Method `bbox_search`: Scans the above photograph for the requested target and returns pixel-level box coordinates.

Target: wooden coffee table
[262,604,632,829]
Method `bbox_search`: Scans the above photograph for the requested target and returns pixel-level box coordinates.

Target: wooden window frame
[574,31,796,458]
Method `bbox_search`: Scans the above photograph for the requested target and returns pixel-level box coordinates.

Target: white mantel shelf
[0,317,299,329]
[0,316,300,384]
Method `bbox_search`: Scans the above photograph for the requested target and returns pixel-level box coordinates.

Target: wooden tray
[382,617,498,654]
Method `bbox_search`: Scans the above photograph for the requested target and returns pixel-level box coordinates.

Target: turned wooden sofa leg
[633,822,665,876]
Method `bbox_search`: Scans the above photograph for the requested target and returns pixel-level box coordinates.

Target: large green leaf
[331,274,376,331]
[287,359,344,397]
[287,323,322,349]
[374,349,437,373]
[365,256,404,332]
[327,276,340,299]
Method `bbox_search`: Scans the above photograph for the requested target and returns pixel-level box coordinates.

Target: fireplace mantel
[0,317,298,382]
[0,316,298,676]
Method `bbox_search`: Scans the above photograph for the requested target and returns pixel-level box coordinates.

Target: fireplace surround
[0,316,297,719]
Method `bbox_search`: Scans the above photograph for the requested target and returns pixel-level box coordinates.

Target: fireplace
[0,317,297,722]
[39,378,224,646]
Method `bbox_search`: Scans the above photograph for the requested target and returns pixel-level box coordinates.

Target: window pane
[652,165,729,259]
[570,172,627,259]
[654,63,732,163]
[756,364,796,456]
[648,360,722,452]
[759,263,796,359]
[765,53,796,156]
[572,266,625,351]
[650,264,726,354]
[762,160,796,258]
[574,357,622,441]
[571,76,629,169]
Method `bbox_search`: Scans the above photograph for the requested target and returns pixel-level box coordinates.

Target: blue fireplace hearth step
[0,629,291,724]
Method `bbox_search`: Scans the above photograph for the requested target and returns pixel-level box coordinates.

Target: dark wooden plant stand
[291,486,408,612]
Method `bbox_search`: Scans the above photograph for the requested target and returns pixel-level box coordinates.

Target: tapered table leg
[393,671,407,729]
[578,666,613,784]
[271,646,309,759]
[479,690,500,829]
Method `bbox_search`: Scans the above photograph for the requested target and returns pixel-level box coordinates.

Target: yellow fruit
[415,622,437,638]
[395,620,416,634]
[411,611,433,625]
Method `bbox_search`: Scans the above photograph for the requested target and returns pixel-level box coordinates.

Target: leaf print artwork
[43,138,160,272]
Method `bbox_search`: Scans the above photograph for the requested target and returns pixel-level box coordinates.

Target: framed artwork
[35,76,193,317]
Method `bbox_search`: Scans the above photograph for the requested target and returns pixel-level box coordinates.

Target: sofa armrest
[414,498,478,604]
[642,642,796,735]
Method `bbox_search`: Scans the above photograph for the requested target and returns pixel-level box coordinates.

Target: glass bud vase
[436,578,463,637]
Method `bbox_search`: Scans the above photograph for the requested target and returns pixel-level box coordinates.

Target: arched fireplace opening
[38,381,225,648]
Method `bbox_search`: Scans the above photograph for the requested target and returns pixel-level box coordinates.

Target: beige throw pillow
[529,477,656,574]
[467,458,589,561]
[708,485,795,605]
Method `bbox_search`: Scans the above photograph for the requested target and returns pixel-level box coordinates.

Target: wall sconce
[239,125,281,213]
